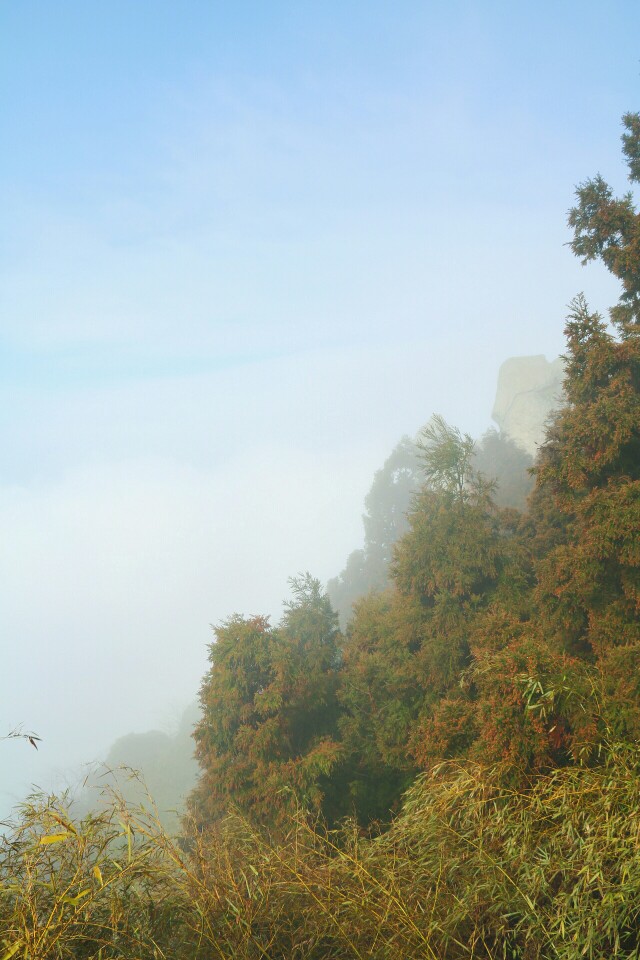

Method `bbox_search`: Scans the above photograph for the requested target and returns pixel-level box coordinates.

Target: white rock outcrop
[492,355,565,457]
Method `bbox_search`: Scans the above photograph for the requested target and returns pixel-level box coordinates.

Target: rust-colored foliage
[191,114,640,832]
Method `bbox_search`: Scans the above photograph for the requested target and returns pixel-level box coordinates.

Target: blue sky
[1,0,638,807]
[2,1,635,381]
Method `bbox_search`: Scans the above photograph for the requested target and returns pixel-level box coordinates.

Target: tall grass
[2,743,640,958]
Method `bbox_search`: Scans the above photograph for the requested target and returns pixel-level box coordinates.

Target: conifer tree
[327,437,421,627]
[569,112,640,331]
[339,417,527,809]
[535,115,640,668]
[190,578,343,828]
[535,297,640,659]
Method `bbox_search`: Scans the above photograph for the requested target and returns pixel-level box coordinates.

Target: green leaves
[0,942,22,960]
[534,291,640,660]
[417,414,476,501]
[622,111,640,183]
[568,113,640,331]
[191,580,343,829]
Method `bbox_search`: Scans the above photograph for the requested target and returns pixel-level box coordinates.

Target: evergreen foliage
[191,576,343,828]
[328,427,534,629]
[327,437,421,628]
[568,111,640,330]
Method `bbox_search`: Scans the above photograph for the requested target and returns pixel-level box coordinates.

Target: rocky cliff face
[492,355,565,457]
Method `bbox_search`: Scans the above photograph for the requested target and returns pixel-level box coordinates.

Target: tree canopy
[190,112,640,834]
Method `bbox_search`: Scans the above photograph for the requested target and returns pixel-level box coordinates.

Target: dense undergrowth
[3,743,640,959]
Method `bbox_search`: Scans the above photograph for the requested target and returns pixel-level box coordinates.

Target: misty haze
[2,3,640,957]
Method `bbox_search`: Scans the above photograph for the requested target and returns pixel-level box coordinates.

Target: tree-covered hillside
[328,426,534,630]
[187,104,640,892]
[2,110,639,960]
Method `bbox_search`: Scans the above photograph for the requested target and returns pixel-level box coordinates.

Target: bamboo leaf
[1,943,22,960]
[39,832,71,845]
[62,889,91,907]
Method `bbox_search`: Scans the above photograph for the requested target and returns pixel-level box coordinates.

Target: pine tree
[190,578,344,828]
[327,437,421,627]
[339,417,529,805]
[535,114,640,660]
[531,116,640,739]
[568,112,640,331]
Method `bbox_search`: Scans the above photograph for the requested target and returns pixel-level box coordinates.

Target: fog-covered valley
[1,348,552,818]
